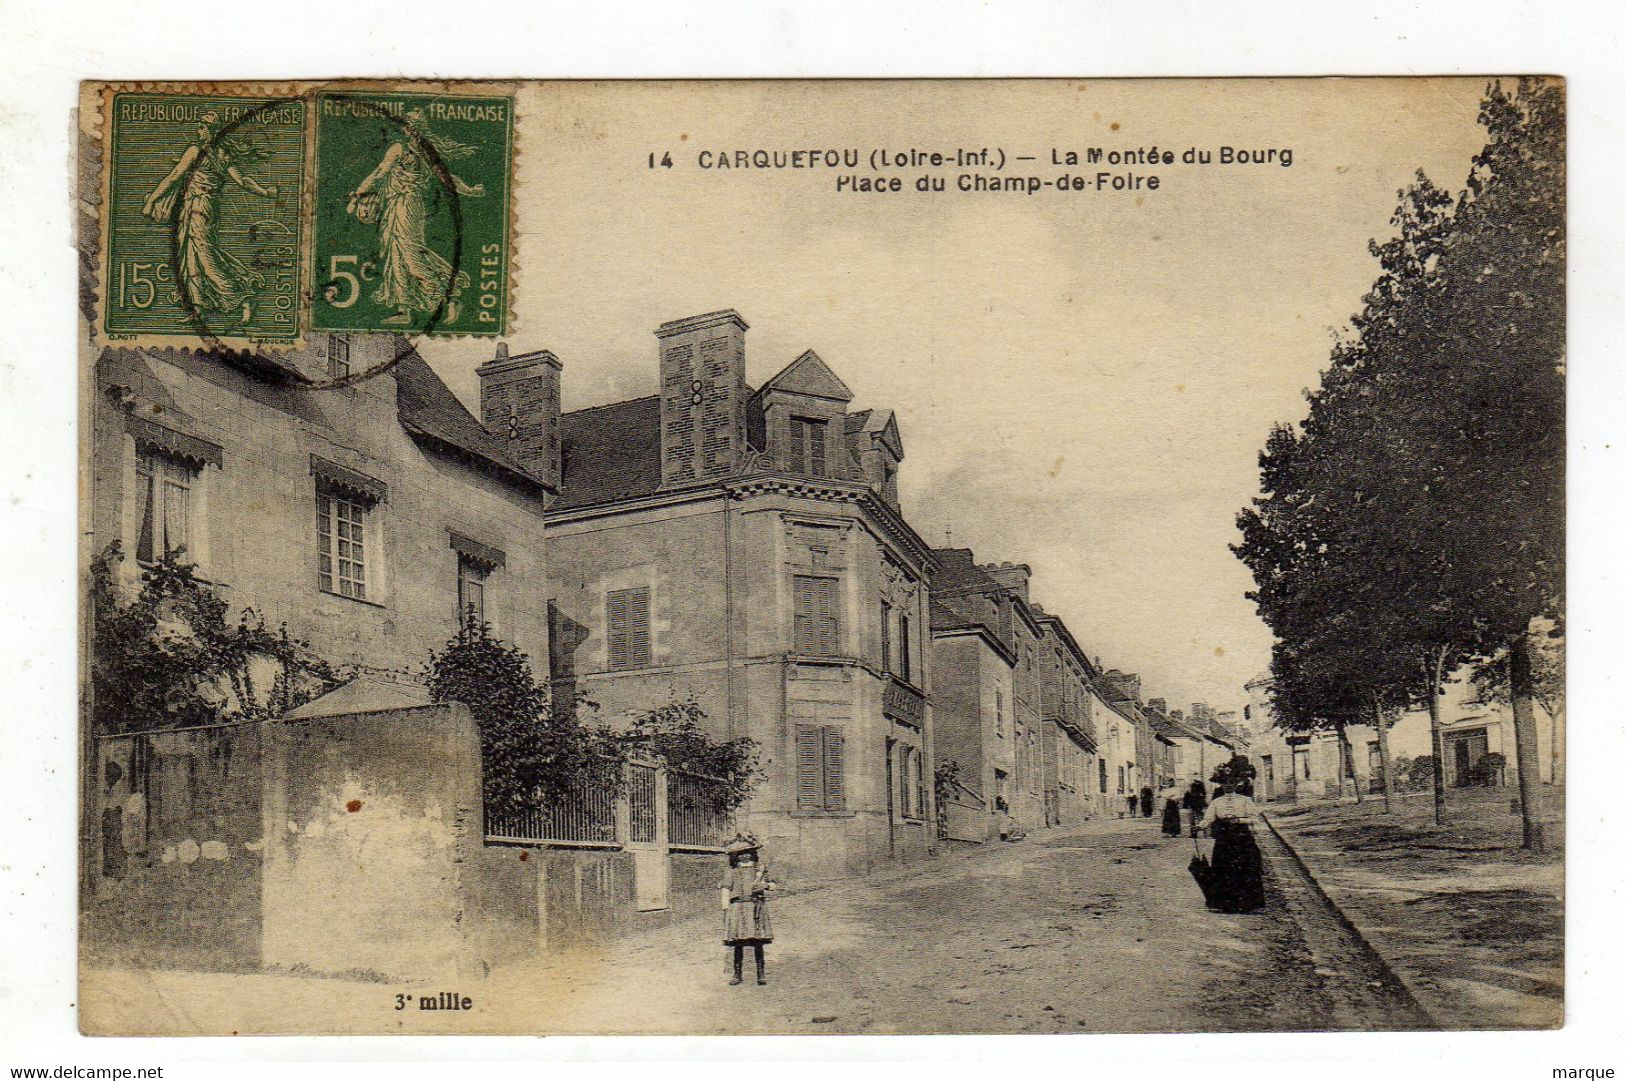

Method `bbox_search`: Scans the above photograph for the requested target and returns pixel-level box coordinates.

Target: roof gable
[758,349,854,403]
[394,350,552,492]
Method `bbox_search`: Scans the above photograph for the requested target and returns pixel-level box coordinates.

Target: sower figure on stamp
[142,109,279,325]
[719,834,775,986]
[347,107,483,327]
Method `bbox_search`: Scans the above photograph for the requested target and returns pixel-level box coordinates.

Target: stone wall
[84,724,266,970]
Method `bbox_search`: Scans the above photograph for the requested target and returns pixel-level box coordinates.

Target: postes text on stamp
[312,91,514,337]
[104,94,306,344]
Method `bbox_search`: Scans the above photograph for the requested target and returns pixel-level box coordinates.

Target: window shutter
[607,587,651,670]
[794,575,838,656]
[879,601,892,674]
[809,420,826,476]
[913,748,925,818]
[822,726,846,811]
[795,724,824,811]
[817,577,838,656]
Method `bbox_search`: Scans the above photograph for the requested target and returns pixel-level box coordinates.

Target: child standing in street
[720,835,775,986]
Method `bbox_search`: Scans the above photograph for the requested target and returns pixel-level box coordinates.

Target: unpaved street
[82,814,1431,1035]
[484,814,1430,1034]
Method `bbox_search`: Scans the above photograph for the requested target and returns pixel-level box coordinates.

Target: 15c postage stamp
[102,93,306,344]
[90,82,515,349]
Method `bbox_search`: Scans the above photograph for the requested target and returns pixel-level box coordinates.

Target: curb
[1261,814,1441,1028]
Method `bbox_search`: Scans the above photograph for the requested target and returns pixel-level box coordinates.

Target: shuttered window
[793,575,839,656]
[913,745,926,819]
[787,416,828,476]
[795,724,846,813]
[606,586,652,670]
[879,601,892,673]
[898,613,913,683]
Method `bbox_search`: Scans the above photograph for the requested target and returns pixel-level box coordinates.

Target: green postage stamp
[95,84,515,345]
[102,94,307,343]
[311,91,514,337]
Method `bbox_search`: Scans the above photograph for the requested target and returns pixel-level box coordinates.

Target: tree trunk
[1373,700,1393,814]
[1427,651,1447,826]
[1333,721,1360,803]
[1509,629,1546,853]
[1548,701,1565,789]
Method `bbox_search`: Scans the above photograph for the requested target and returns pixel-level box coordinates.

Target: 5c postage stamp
[102,93,306,344]
[90,82,515,349]
[312,91,514,337]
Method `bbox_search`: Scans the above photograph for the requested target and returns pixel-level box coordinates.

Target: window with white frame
[134,449,197,564]
[457,556,487,626]
[316,486,370,599]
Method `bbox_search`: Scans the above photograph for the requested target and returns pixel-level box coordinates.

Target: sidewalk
[1266,786,1563,1030]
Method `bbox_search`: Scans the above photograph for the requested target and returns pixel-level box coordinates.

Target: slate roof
[929,548,1003,593]
[555,394,664,509]
[394,349,552,493]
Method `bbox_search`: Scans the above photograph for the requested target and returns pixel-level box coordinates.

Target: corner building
[544,311,939,882]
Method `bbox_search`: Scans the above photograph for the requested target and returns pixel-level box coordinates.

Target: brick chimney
[979,561,1032,604]
[654,310,750,487]
[476,342,562,489]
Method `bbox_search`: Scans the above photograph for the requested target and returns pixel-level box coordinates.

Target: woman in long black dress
[1159,783,1183,836]
[1197,784,1267,913]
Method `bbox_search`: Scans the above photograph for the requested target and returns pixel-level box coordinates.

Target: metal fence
[485,771,618,845]
[667,769,733,848]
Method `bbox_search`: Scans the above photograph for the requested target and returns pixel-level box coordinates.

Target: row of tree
[1233,79,1564,849]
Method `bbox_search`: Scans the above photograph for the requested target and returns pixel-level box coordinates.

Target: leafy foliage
[933,759,963,838]
[90,542,341,733]
[618,697,760,813]
[1232,80,1564,834]
[426,618,758,816]
[425,615,603,816]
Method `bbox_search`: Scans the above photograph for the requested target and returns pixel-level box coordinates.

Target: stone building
[89,335,555,684]
[1242,668,1561,803]
[1034,609,1101,825]
[543,310,939,881]
[929,556,1018,844]
[1096,669,1149,811]
[925,550,1050,834]
[84,335,558,963]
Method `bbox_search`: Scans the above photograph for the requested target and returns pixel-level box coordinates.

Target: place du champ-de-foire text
[645,144,1295,197]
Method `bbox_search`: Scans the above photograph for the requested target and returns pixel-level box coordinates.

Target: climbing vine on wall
[89,542,342,733]
[425,617,759,816]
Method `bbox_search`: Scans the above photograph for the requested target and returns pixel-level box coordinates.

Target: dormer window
[787,416,828,476]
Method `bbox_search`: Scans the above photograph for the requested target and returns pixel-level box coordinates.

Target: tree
[425,615,601,816]
[426,618,760,819]
[90,542,340,732]
[1235,79,1563,846]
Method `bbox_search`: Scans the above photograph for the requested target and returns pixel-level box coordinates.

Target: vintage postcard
[77,77,1564,1036]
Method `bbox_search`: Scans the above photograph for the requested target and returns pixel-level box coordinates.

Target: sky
[422,78,1492,717]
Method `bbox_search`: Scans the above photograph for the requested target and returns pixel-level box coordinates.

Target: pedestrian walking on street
[1124,793,1138,818]
[1182,779,1208,838]
[1196,784,1267,913]
[1139,786,1154,818]
[720,834,776,986]
[1159,783,1183,836]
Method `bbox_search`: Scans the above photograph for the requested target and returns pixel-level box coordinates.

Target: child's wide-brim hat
[724,835,762,856]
